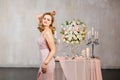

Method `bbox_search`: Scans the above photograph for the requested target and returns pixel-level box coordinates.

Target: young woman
[37,11,56,80]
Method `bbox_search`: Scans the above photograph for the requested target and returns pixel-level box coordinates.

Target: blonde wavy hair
[37,12,56,34]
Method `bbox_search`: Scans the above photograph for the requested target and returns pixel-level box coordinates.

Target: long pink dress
[37,34,55,80]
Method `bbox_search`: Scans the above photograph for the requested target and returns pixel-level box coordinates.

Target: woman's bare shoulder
[45,28,52,34]
[43,28,52,38]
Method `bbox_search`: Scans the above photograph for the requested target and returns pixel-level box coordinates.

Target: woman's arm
[36,14,43,23]
[44,29,55,65]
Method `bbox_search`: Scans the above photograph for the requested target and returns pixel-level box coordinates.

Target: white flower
[79,37,82,40]
[68,36,72,41]
[61,25,63,28]
[77,35,80,38]
[63,28,66,30]
[71,41,75,44]
[75,41,79,44]
[68,26,72,31]
[63,38,66,42]
[69,31,72,34]
[74,31,78,35]
[80,30,83,33]
[66,25,69,28]
[76,20,80,25]
[73,35,77,40]
[66,41,70,43]
[64,31,68,35]
[70,20,76,27]
[81,24,86,27]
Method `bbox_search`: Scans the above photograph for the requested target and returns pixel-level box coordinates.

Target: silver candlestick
[86,27,99,58]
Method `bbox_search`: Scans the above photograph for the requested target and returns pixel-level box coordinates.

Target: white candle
[88,31,90,39]
[92,27,94,35]
[81,49,86,56]
[89,31,91,38]
[54,31,57,39]
[95,31,97,39]
[97,31,98,39]
[86,48,90,57]
[57,39,61,51]
[58,39,60,43]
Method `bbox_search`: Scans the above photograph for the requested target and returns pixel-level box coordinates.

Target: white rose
[69,31,72,34]
[66,25,69,28]
[74,31,78,35]
[65,31,68,35]
[75,41,79,44]
[71,41,75,44]
[82,24,86,27]
[63,28,66,30]
[61,25,63,28]
[68,37,72,41]
[66,41,70,43]
[76,20,80,25]
[80,30,83,33]
[73,35,77,40]
[66,35,70,38]
[63,39,66,42]
[70,34,73,38]
[77,35,80,38]
[79,37,82,40]
[82,35,85,38]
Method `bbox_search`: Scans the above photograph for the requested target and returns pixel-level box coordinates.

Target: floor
[0,68,38,80]
[0,68,120,80]
[102,69,120,80]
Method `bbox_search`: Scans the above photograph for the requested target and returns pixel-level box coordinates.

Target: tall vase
[69,44,79,58]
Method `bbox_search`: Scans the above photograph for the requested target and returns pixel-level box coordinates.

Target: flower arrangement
[60,19,87,44]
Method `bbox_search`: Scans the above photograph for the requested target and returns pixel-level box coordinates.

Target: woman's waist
[40,48,50,53]
[38,45,49,50]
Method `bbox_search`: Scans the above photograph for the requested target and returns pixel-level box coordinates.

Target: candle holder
[86,28,99,58]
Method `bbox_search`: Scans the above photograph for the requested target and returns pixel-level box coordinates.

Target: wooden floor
[0,68,120,80]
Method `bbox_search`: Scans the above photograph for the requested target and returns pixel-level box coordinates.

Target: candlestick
[86,28,99,58]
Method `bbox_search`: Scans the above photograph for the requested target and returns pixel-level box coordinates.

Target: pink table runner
[55,57,102,80]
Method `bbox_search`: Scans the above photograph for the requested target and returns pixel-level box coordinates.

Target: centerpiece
[60,19,87,57]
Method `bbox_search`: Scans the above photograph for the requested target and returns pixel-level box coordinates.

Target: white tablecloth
[54,57,102,80]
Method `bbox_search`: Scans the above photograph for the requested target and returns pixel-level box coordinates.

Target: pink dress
[37,34,55,80]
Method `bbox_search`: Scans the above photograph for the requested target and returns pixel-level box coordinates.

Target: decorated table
[54,18,102,80]
[54,57,103,80]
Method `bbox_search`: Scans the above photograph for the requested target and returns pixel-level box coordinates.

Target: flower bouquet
[60,19,87,57]
[60,19,87,44]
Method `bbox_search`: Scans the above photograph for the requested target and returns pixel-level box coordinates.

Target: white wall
[0,0,120,68]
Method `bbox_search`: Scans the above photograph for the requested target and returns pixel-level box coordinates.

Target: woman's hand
[51,11,56,16]
[41,63,48,73]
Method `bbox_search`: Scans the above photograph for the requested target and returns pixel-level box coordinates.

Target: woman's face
[42,15,52,27]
